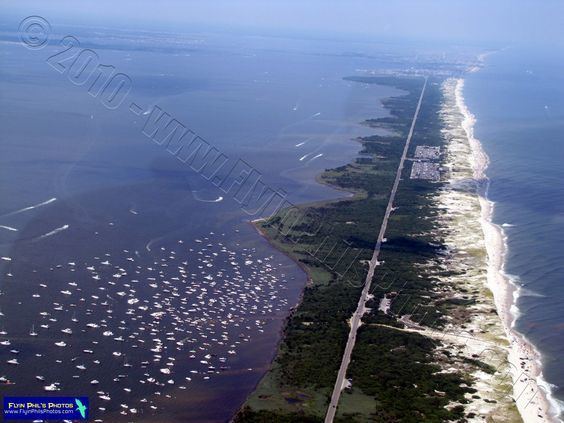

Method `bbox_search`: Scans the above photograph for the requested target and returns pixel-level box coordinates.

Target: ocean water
[0,24,402,421]
[465,47,564,419]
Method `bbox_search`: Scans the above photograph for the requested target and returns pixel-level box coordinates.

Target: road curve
[324,77,428,423]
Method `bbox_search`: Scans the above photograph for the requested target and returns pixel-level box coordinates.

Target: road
[324,77,428,423]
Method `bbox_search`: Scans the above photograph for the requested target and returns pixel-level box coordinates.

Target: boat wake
[34,224,70,241]
[0,197,57,218]
[0,225,18,232]
[191,190,224,203]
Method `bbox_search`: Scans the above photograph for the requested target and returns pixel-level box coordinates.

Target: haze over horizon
[3,0,564,48]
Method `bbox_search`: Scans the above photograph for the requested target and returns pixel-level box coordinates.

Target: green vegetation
[342,327,471,423]
[235,76,486,422]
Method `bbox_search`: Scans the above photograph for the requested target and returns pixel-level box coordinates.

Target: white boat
[44,383,60,391]
[6,359,19,365]
[54,341,67,347]
[0,376,13,384]
[29,325,38,336]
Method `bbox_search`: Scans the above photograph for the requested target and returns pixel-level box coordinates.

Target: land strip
[324,77,428,423]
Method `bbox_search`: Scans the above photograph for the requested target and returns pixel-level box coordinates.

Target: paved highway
[324,77,428,423]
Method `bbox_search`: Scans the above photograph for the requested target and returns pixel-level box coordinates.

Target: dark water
[0,23,401,421]
[466,47,564,419]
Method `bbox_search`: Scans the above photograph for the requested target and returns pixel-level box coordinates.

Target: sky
[2,0,564,48]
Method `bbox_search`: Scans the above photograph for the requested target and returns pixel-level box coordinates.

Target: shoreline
[249,217,314,288]
[454,78,559,422]
[235,76,435,422]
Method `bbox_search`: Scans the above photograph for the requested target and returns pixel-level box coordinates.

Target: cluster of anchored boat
[0,230,291,420]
